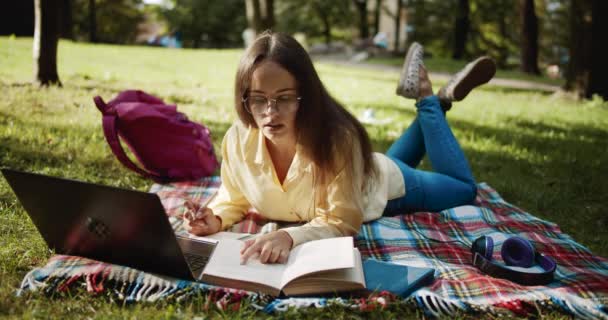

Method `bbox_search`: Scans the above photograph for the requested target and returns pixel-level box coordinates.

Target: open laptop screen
[2,169,195,280]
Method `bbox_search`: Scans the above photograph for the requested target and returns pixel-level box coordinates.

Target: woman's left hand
[240,230,294,264]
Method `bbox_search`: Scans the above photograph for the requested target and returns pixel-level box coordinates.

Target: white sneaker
[396,42,424,99]
[438,56,496,102]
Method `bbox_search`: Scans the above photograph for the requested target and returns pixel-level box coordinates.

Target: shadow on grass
[0,112,233,185]
[370,114,607,255]
[2,99,606,254]
[479,85,556,95]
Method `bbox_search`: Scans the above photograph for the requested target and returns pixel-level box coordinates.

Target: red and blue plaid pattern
[20,178,608,318]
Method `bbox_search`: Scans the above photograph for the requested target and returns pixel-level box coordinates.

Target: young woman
[184,32,496,265]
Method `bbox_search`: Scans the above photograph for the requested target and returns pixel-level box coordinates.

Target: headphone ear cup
[501,236,536,267]
[472,236,494,260]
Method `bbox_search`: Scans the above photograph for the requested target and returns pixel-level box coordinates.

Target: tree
[467,0,517,68]
[61,0,73,39]
[452,0,469,60]
[373,0,382,35]
[163,0,246,48]
[405,0,459,56]
[393,0,402,52]
[565,0,608,99]
[588,0,608,99]
[88,0,97,42]
[246,0,275,34]
[353,0,369,39]
[0,2,35,36]
[520,0,540,74]
[33,0,62,86]
[277,0,353,47]
[69,0,144,44]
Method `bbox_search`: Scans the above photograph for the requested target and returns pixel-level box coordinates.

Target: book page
[202,239,285,290]
[187,231,252,243]
[283,249,365,296]
[280,237,355,288]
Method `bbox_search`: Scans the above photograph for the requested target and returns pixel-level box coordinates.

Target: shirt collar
[253,126,266,165]
[252,127,312,173]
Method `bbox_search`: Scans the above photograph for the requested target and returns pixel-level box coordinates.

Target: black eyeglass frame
[241,95,302,115]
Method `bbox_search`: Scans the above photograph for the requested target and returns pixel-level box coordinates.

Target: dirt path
[312,56,561,93]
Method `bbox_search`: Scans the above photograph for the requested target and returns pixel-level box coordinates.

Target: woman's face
[248,61,299,146]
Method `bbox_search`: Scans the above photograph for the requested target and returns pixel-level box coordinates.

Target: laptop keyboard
[184,253,210,273]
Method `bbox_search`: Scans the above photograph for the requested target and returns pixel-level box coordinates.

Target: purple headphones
[471,235,557,286]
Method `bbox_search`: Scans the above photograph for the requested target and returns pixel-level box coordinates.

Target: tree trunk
[321,13,331,46]
[588,0,608,99]
[374,0,382,35]
[496,8,509,68]
[354,0,369,39]
[312,3,331,46]
[564,0,592,98]
[393,0,402,52]
[250,0,263,33]
[33,0,62,86]
[88,0,97,42]
[61,0,73,39]
[452,0,469,60]
[520,0,540,74]
[262,0,274,31]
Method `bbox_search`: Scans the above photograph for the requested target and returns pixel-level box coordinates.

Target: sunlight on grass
[1,37,607,319]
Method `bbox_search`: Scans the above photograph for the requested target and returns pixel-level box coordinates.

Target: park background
[1,0,607,319]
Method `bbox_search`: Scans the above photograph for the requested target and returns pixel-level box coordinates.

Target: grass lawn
[1,37,607,319]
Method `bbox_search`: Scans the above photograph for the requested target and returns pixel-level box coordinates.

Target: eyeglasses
[242,94,302,115]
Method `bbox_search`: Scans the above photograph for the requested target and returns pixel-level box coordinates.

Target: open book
[197,236,365,296]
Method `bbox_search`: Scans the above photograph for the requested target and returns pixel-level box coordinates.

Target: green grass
[1,36,607,319]
[367,55,565,86]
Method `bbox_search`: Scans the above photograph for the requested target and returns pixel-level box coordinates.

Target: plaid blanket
[19,177,608,319]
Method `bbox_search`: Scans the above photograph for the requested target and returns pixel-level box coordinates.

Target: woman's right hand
[183,202,222,236]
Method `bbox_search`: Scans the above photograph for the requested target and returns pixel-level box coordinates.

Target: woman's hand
[183,202,222,236]
[240,230,294,264]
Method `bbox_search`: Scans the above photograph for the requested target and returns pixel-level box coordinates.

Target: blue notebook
[363,259,435,298]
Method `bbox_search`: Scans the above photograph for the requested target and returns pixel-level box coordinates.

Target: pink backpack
[94,90,219,183]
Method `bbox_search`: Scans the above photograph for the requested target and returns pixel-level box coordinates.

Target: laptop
[1,168,217,281]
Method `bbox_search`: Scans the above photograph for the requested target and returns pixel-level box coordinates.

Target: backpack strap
[94,96,163,182]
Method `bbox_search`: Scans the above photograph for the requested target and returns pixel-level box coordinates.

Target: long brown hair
[234,31,377,187]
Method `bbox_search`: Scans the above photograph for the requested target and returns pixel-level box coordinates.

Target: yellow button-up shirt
[208,121,405,247]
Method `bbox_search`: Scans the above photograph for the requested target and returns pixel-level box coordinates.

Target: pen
[185,196,214,221]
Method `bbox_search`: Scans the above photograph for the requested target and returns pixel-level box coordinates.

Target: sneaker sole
[396,42,423,97]
[451,57,496,101]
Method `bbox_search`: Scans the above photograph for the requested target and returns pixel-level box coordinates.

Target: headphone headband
[471,236,556,286]
[473,252,556,286]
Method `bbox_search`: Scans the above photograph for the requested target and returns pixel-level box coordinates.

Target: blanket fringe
[413,290,466,317]
[550,293,608,320]
[17,266,608,319]
[17,268,46,296]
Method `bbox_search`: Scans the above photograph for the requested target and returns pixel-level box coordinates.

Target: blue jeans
[383,95,477,215]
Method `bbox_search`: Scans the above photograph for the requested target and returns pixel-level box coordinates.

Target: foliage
[275,0,355,44]
[405,0,519,66]
[1,37,607,319]
[403,0,571,70]
[58,0,575,74]
[405,0,456,55]
[160,0,247,48]
[538,0,570,66]
[71,0,146,44]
